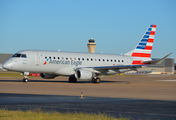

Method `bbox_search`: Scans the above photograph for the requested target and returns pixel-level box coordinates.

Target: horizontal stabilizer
[142,53,172,65]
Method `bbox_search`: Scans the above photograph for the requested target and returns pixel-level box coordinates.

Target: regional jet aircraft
[2,25,172,83]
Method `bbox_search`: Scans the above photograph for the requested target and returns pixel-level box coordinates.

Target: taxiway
[0,75,176,119]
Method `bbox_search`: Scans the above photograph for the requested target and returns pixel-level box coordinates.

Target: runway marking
[157,80,176,82]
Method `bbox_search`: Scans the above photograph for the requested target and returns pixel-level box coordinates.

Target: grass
[0,109,130,120]
[0,71,22,77]
[0,71,41,77]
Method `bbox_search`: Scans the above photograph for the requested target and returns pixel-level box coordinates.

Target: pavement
[0,75,176,119]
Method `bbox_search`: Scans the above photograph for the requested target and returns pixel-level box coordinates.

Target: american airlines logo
[44,58,49,65]
[44,59,82,66]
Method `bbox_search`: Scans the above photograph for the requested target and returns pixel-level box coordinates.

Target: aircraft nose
[2,60,15,70]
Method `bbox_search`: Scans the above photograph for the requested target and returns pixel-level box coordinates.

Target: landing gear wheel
[91,77,100,83]
[22,78,28,83]
[95,78,100,83]
[21,72,29,83]
[91,79,95,83]
[69,75,77,83]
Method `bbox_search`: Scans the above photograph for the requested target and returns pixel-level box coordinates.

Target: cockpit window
[12,53,27,58]
[21,54,27,58]
[12,54,21,57]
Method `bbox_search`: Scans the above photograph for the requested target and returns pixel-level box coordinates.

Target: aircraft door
[34,51,41,66]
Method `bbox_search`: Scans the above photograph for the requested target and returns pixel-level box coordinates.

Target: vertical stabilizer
[124,25,157,64]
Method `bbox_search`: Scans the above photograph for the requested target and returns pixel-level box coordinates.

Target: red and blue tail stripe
[136,25,156,51]
[124,25,157,65]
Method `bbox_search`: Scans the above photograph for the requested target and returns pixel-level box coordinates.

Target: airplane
[2,25,172,83]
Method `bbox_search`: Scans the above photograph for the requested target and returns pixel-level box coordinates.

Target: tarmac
[0,75,176,119]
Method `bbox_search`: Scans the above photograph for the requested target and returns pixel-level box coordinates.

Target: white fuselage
[3,50,133,76]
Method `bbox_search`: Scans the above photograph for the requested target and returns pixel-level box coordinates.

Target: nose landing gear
[21,72,29,83]
[22,77,28,83]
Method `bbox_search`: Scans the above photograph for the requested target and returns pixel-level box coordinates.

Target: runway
[0,75,176,119]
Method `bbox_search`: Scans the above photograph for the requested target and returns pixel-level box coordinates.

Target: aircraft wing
[85,53,172,73]
[86,64,146,74]
[93,64,146,70]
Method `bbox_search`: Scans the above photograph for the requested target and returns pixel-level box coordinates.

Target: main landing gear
[91,77,100,83]
[68,75,101,83]
[69,75,77,83]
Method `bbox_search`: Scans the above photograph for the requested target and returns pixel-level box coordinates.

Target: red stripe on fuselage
[132,53,151,57]
[132,60,151,65]
[132,60,146,65]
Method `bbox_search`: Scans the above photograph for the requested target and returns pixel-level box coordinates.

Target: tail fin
[124,25,157,64]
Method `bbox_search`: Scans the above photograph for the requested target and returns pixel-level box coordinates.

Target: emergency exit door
[34,51,41,66]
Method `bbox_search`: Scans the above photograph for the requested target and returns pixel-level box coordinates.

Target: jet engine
[75,69,94,80]
[40,73,58,79]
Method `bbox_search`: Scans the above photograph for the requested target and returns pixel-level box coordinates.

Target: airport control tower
[87,38,96,53]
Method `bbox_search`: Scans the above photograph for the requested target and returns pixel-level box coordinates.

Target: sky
[0,0,176,58]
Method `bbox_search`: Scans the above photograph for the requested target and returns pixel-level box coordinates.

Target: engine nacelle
[75,69,93,80]
[40,73,58,79]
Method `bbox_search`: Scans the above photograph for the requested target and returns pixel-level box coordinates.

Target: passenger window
[103,59,105,62]
[58,57,60,59]
[122,60,124,62]
[70,57,72,60]
[62,57,64,60]
[78,58,80,60]
[66,57,68,60]
[21,54,27,58]
[49,57,51,59]
[114,60,116,62]
[95,59,97,61]
[99,59,101,61]
[91,58,93,61]
[87,58,89,61]
[111,60,113,62]
[107,59,109,62]
[53,57,55,59]
[74,58,76,60]
[45,57,47,59]
[118,60,120,62]
[82,58,84,61]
